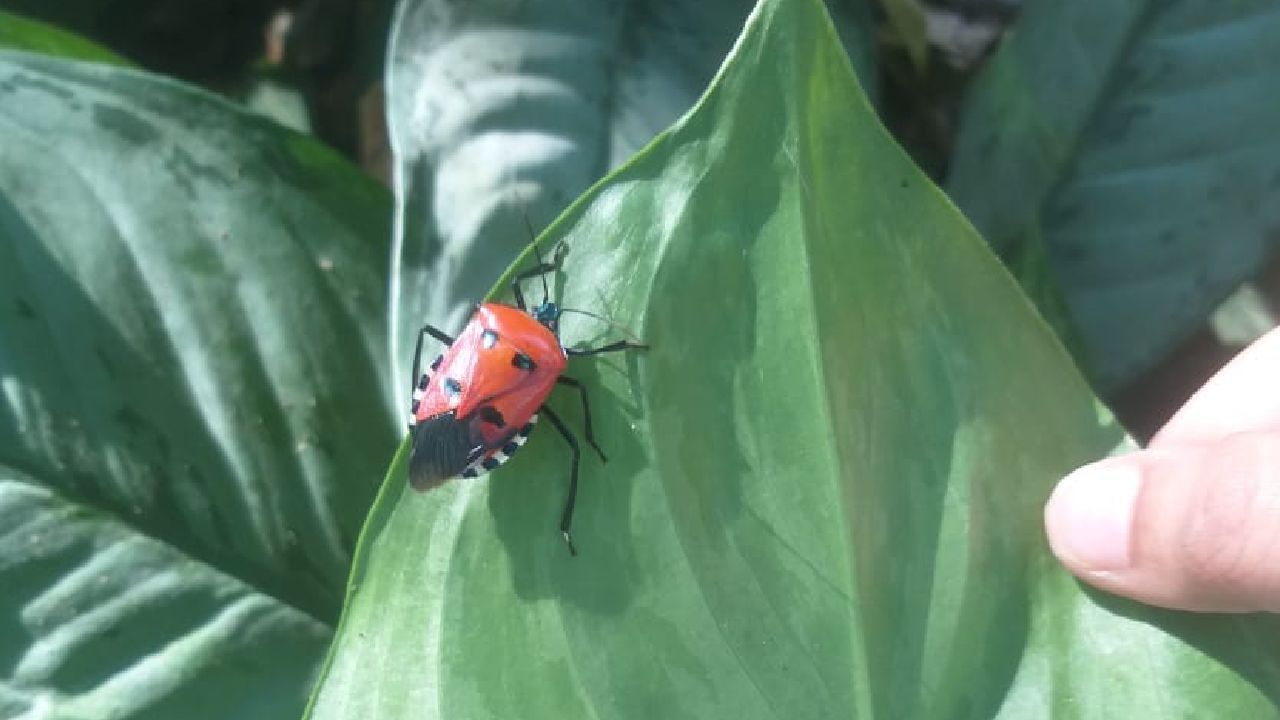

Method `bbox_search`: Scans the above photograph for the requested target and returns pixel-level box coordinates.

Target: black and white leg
[410,324,454,391]
[408,324,454,427]
[540,405,580,556]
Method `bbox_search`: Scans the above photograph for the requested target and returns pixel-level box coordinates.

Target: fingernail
[1045,461,1143,572]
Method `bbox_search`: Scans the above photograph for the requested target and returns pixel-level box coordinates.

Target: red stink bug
[405,243,646,555]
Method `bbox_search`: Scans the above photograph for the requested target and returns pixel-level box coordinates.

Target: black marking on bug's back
[443,377,462,401]
[478,405,506,428]
[512,352,536,371]
[430,354,443,371]
[407,372,433,427]
[409,410,484,490]
[459,413,539,479]
[481,330,499,349]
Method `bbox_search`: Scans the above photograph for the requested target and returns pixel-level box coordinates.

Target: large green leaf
[0,52,395,717]
[384,0,875,390]
[309,0,1280,716]
[0,10,130,64]
[947,0,1280,389]
[0,0,271,82]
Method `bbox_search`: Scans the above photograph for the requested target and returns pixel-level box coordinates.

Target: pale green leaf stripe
[1,474,330,719]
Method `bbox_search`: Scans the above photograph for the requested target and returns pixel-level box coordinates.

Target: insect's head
[531,300,561,334]
[527,237,564,333]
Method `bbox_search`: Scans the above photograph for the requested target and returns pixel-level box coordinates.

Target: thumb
[1044,428,1280,612]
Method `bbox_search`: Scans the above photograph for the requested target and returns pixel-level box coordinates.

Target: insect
[406,243,646,555]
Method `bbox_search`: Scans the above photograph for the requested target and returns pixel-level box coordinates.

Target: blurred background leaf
[307,0,1280,717]
[876,0,928,72]
[946,0,1280,393]
[383,0,875,390]
[0,0,397,179]
[0,0,271,84]
[0,10,131,65]
[0,50,394,717]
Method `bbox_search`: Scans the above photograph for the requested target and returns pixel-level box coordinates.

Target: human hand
[1045,328,1280,612]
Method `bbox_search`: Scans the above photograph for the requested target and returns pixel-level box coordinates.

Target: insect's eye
[512,352,536,371]
[481,330,499,349]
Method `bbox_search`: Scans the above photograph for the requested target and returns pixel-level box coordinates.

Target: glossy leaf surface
[309,0,1280,717]
[948,0,1280,388]
[0,52,395,717]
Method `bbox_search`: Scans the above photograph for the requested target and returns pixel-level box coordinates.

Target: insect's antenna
[522,214,551,305]
[560,307,644,343]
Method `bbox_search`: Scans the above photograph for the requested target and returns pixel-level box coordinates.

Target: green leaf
[947,0,1280,389]
[1,52,395,717]
[309,0,1280,716]
[0,477,330,719]
[0,10,130,65]
[385,0,875,390]
[0,0,270,82]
